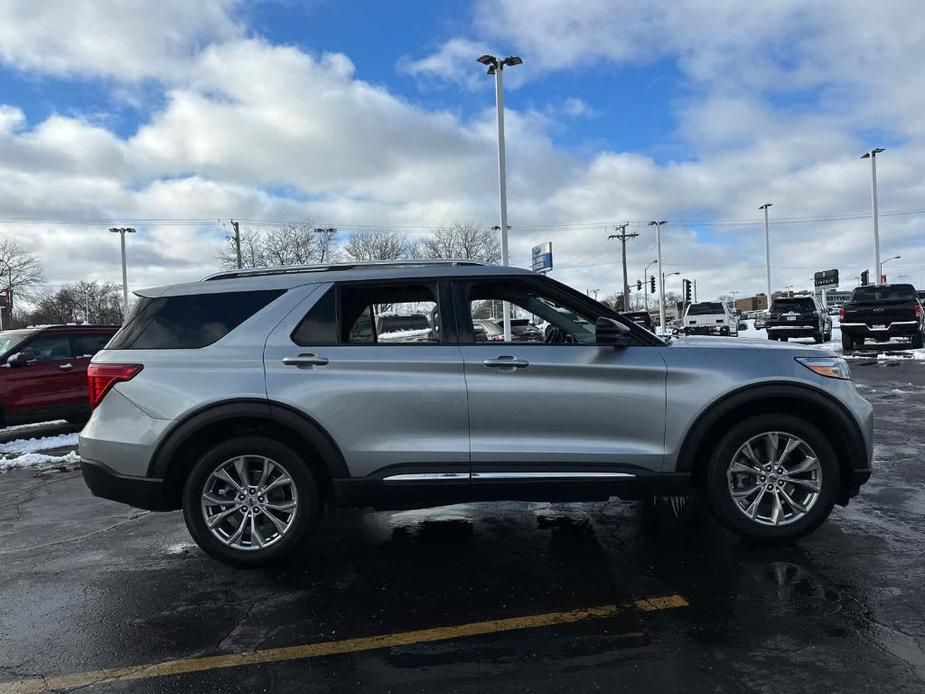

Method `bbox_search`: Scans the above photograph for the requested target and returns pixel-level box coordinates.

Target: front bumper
[81,457,170,511]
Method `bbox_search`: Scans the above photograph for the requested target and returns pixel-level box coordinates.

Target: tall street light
[644,259,658,311]
[881,255,901,282]
[861,148,885,284]
[478,53,522,341]
[648,221,667,334]
[109,227,135,315]
[759,203,772,306]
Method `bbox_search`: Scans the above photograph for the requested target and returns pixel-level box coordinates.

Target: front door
[264,281,470,480]
[454,276,668,478]
[4,332,84,420]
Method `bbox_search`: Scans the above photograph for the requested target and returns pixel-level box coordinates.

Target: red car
[0,325,119,427]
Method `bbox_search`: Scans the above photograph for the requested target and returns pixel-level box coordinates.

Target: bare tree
[0,238,44,303]
[216,221,332,269]
[418,222,501,264]
[22,281,123,326]
[341,229,413,262]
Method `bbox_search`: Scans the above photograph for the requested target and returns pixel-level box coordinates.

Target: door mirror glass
[596,317,631,346]
[7,351,35,366]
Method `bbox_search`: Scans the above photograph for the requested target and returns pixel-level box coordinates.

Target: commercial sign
[813,269,839,289]
[532,242,553,273]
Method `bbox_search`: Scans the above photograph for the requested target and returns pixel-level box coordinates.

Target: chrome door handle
[282,354,329,367]
[482,356,529,369]
[59,363,73,371]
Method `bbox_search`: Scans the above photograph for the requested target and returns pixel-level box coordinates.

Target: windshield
[687,302,724,315]
[0,330,33,357]
[851,285,917,302]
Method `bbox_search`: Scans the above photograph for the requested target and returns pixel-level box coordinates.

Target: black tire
[704,414,840,541]
[779,336,788,342]
[813,330,824,344]
[911,331,924,349]
[824,328,832,342]
[841,333,855,351]
[182,436,320,568]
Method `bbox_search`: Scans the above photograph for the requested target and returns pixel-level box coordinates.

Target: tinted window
[0,330,33,358]
[71,333,113,358]
[23,334,71,361]
[851,285,917,302]
[291,288,337,346]
[109,290,283,349]
[772,298,814,312]
[687,302,724,315]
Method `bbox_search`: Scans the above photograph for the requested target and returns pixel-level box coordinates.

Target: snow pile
[0,432,78,455]
[0,450,79,471]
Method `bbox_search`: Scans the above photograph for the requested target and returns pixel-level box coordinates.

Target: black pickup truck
[839,283,924,350]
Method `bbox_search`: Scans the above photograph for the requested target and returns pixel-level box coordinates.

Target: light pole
[644,259,658,311]
[478,53,522,341]
[312,227,336,263]
[759,203,772,304]
[109,227,135,315]
[861,148,885,285]
[881,255,901,282]
[648,221,667,333]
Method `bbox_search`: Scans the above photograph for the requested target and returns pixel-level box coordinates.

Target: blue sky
[0,0,923,298]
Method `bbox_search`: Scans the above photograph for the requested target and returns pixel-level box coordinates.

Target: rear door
[453,276,668,477]
[69,331,116,403]
[264,280,470,479]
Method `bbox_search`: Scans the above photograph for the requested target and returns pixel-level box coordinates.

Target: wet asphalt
[1,362,924,693]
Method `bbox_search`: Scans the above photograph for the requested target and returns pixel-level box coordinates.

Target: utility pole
[312,227,337,263]
[230,219,242,269]
[109,227,136,315]
[608,223,639,311]
[861,148,884,285]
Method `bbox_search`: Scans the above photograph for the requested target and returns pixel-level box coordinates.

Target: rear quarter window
[108,290,284,349]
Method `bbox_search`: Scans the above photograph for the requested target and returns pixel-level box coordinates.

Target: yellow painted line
[0,594,687,694]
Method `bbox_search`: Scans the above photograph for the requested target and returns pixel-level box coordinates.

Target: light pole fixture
[644,259,658,311]
[861,148,885,285]
[759,203,772,302]
[478,53,522,341]
[109,227,136,315]
[881,255,900,281]
[648,220,668,334]
[312,227,336,263]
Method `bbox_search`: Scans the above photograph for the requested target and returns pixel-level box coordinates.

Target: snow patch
[0,433,78,455]
[0,450,79,471]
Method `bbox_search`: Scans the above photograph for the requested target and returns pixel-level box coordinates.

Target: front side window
[465,279,598,344]
[22,334,71,361]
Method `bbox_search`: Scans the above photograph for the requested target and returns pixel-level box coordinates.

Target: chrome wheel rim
[201,455,298,551]
[726,432,822,527]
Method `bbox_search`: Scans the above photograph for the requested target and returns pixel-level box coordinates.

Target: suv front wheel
[705,415,839,540]
[182,436,320,567]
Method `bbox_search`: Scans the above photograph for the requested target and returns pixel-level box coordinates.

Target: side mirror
[596,317,631,347]
[7,351,35,367]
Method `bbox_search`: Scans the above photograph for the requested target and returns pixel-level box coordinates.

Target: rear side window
[109,290,283,349]
[71,333,112,357]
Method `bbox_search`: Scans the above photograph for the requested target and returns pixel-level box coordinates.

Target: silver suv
[80,261,873,567]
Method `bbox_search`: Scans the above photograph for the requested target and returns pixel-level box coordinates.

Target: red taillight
[838,307,845,320]
[915,304,922,318]
[88,363,143,410]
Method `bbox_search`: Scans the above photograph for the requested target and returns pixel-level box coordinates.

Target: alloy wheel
[726,432,822,527]
[200,455,299,551]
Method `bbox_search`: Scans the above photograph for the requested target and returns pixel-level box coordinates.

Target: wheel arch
[675,382,868,504]
[148,399,348,511]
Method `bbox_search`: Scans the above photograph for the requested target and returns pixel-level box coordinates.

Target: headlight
[795,356,851,380]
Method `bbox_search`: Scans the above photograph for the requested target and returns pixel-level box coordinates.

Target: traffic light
[683,279,692,303]
[650,275,656,293]
[860,270,869,285]
[636,279,642,291]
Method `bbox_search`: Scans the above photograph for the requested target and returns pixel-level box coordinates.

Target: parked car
[0,324,119,427]
[80,261,872,567]
[474,318,505,341]
[374,313,436,343]
[621,311,656,332]
[840,284,924,350]
[766,296,832,343]
[754,312,768,330]
[682,301,739,336]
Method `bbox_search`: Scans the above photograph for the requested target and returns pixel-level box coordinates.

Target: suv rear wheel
[911,330,924,349]
[841,333,856,351]
[182,436,320,567]
[705,415,839,540]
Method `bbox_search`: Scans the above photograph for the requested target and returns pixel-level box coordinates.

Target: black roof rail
[202,259,491,281]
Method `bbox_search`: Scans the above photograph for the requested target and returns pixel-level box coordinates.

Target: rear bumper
[767,324,818,336]
[80,457,170,511]
[840,321,920,337]
[684,326,730,335]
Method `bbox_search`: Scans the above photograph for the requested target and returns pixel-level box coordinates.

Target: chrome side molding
[382,471,636,482]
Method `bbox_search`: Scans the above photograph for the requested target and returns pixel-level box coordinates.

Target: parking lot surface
[1,361,924,693]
